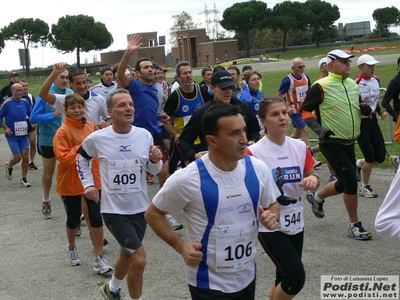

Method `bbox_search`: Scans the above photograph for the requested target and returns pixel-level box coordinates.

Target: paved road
[0,134,399,299]
[191,53,400,75]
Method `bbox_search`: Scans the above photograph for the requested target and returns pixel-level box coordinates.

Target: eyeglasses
[297,65,306,69]
[220,86,234,91]
[337,59,352,64]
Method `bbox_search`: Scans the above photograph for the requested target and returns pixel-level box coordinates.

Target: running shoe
[66,244,81,266]
[347,221,372,240]
[28,162,38,170]
[168,216,183,230]
[146,173,154,185]
[100,282,123,300]
[329,174,338,182]
[42,201,52,219]
[76,222,82,237]
[4,162,12,180]
[306,191,324,218]
[313,158,322,168]
[356,165,361,182]
[358,185,377,198]
[80,214,86,226]
[389,155,399,174]
[20,178,31,188]
[93,255,113,274]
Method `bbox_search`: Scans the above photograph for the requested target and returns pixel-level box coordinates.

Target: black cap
[100,66,112,75]
[397,57,400,65]
[211,71,235,88]
[10,72,18,77]
[85,77,92,83]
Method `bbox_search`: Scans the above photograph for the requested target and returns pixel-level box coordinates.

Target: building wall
[100,32,166,68]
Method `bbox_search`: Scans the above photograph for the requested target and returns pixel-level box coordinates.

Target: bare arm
[117,35,143,88]
[258,201,280,230]
[39,62,67,105]
[145,203,203,266]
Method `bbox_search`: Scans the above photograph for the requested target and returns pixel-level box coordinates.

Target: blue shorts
[291,112,306,129]
[6,135,29,155]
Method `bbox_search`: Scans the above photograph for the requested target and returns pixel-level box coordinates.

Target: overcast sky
[0,0,398,71]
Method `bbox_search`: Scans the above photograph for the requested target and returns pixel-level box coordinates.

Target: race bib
[14,121,28,136]
[215,219,257,272]
[108,159,141,193]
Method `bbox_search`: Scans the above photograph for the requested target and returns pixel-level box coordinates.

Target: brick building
[171,28,238,67]
[100,32,166,68]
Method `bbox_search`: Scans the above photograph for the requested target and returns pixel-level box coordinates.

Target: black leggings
[357,117,386,164]
[188,278,256,300]
[63,191,103,229]
[258,231,305,295]
[319,142,358,195]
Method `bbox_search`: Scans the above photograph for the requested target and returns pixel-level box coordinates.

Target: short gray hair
[106,88,130,109]
[290,57,303,69]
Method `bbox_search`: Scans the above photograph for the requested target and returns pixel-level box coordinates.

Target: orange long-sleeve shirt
[53,116,101,196]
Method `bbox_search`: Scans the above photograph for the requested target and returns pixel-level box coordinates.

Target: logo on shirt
[237,203,252,214]
[277,156,289,160]
[182,105,189,113]
[119,144,131,152]
[272,166,301,183]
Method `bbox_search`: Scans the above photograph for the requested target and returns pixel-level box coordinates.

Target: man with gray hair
[78,88,163,300]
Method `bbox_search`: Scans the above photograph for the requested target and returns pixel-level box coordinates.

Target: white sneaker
[20,178,31,188]
[42,200,52,219]
[66,244,81,266]
[313,158,322,168]
[168,216,183,231]
[390,156,399,173]
[4,162,12,180]
[93,255,113,274]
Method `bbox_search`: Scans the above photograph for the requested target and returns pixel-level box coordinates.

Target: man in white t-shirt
[90,66,116,99]
[39,63,111,128]
[145,104,280,300]
[77,89,163,300]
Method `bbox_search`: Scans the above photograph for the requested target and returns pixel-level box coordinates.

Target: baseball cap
[357,54,379,66]
[326,50,354,64]
[318,58,327,68]
[211,71,235,88]
[10,72,18,77]
[85,77,92,83]
[100,66,112,75]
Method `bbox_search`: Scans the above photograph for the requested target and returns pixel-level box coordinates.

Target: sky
[0,0,398,71]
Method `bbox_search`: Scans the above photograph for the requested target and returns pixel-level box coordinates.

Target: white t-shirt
[55,91,110,124]
[90,82,116,99]
[152,154,279,293]
[248,136,310,235]
[78,125,162,214]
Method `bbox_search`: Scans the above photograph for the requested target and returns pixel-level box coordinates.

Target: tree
[220,0,269,58]
[304,0,340,48]
[269,1,309,52]
[0,31,5,54]
[49,15,113,67]
[373,6,400,41]
[2,18,49,76]
[168,11,197,47]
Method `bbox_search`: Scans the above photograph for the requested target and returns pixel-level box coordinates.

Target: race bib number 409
[108,159,141,193]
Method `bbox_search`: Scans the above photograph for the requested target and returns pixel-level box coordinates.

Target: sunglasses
[297,65,306,69]
[220,86,234,91]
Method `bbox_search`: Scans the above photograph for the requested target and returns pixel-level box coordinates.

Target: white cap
[326,49,354,64]
[357,54,379,66]
[318,57,327,68]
